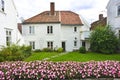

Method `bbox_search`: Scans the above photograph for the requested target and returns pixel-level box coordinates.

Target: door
[62,42,66,51]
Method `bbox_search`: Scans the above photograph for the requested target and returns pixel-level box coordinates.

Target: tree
[90,26,118,54]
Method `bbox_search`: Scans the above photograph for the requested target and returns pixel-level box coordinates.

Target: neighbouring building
[90,14,107,30]
[107,0,120,38]
[22,2,90,51]
[0,0,23,48]
[80,16,90,51]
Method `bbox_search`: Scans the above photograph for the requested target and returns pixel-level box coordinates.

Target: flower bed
[0,61,120,80]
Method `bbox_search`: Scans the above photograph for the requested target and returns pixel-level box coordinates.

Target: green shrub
[56,48,63,53]
[79,47,86,53]
[0,56,4,62]
[90,26,118,54]
[34,49,41,52]
[0,44,32,61]
[42,48,53,52]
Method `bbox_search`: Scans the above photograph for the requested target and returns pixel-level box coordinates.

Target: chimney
[50,2,55,15]
[99,14,104,20]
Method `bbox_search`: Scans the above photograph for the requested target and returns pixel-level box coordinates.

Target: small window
[30,41,35,49]
[47,41,53,49]
[118,5,120,16]
[74,41,77,47]
[47,26,53,34]
[74,27,77,32]
[6,29,12,46]
[74,37,77,47]
[29,26,34,34]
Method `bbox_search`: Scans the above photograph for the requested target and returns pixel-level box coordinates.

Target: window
[0,0,4,11]
[118,5,120,16]
[29,26,34,34]
[74,27,77,32]
[47,41,53,49]
[74,41,77,47]
[74,37,77,47]
[30,41,35,49]
[6,29,12,46]
[82,41,86,47]
[47,26,53,34]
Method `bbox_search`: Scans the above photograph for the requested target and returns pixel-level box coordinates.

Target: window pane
[1,0,4,11]
[74,41,77,46]
[74,27,77,32]
[47,26,49,34]
[51,26,53,33]
[118,6,120,16]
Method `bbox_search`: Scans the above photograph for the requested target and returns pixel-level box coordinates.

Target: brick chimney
[50,2,55,15]
[99,14,104,20]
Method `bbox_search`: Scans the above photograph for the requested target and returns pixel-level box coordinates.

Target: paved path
[42,52,68,61]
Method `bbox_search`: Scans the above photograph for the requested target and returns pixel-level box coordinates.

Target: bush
[79,46,86,53]
[42,48,53,52]
[56,48,63,53]
[0,56,4,62]
[90,26,118,54]
[34,49,41,52]
[0,44,32,61]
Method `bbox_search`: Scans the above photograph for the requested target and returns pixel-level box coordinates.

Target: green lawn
[25,52,120,62]
[24,52,59,61]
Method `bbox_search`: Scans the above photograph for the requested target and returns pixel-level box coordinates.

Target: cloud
[13,0,109,23]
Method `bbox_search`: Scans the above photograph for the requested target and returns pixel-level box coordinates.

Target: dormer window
[117,5,120,16]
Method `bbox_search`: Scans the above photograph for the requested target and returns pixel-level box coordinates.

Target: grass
[49,52,120,62]
[24,52,120,62]
[24,52,59,61]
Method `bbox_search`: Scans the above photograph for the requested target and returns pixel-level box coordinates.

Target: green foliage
[0,44,32,61]
[90,26,118,54]
[56,48,63,53]
[42,48,53,52]
[79,47,86,53]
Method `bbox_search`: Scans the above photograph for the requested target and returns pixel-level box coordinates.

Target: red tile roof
[23,11,83,25]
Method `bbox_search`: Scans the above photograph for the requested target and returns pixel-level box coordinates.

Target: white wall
[22,23,61,50]
[61,25,81,51]
[0,0,22,47]
[107,0,120,33]
[22,23,82,51]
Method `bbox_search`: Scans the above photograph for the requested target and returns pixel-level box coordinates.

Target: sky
[13,0,109,23]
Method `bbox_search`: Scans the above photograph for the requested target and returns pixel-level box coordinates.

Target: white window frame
[6,29,12,46]
[29,26,34,34]
[29,41,35,49]
[47,26,53,34]
[47,41,53,49]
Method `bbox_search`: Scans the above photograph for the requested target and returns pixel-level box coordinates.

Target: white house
[22,2,89,51]
[107,0,120,37]
[0,0,23,48]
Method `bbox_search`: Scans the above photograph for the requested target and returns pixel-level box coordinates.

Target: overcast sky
[13,0,109,23]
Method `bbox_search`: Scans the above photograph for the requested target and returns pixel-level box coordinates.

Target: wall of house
[0,0,20,47]
[22,23,61,50]
[61,25,81,51]
[107,0,120,35]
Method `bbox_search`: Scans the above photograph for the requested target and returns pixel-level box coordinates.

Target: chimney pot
[50,2,55,15]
